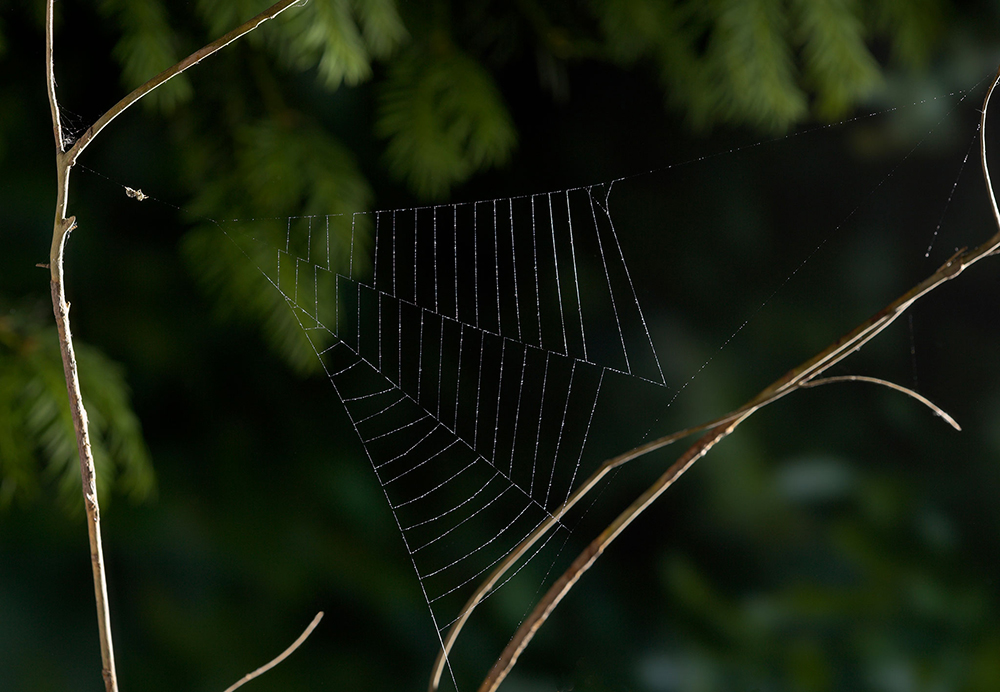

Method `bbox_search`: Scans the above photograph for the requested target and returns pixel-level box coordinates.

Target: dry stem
[63,0,303,166]
[44,2,304,690]
[223,612,325,692]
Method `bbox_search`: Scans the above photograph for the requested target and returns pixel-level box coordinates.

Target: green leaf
[0,311,154,513]
[867,0,947,67]
[707,0,807,129]
[376,46,517,199]
[0,369,39,507]
[182,119,372,374]
[195,0,269,41]
[98,0,193,114]
[591,0,890,129]
[76,342,156,506]
[275,0,406,89]
[183,223,323,375]
[792,0,882,119]
[354,0,408,60]
[590,0,683,65]
[591,0,809,130]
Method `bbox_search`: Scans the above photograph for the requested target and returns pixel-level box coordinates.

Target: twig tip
[222,611,325,692]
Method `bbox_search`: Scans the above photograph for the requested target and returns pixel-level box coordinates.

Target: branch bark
[44,2,304,690]
[430,63,1000,692]
[223,612,325,692]
[63,0,303,166]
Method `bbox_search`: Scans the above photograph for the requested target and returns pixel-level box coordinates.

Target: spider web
[62,62,991,692]
[218,182,669,681]
[72,78,980,689]
[177,72,989,692]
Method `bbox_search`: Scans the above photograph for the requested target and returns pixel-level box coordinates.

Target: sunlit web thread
[925,121,981,258]
[73,73,987,229]
[311,333,600,679]
[604,81,989,190]
[318,188,666,382]
[648,76,988,421]
[220,185,666,680]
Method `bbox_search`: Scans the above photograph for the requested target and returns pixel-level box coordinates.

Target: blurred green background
[3,1,1000,690]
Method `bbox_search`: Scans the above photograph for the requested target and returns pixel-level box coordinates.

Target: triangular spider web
[60,61,992,692]
[202,73,992,691]
[218,182,669,682]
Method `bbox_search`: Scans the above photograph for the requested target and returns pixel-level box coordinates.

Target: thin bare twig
[452,63,1000,692]
[427,368,962,689]
[44,0,61,152]
[427,402,771,691]
[479,417,747,692]
[223,612,324,692]
[44,2,305,690]
[46,1,116,688]
[64,0,302,166]
[802,374,961,431]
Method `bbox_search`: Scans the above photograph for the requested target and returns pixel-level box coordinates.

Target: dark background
[3,2,1000,691]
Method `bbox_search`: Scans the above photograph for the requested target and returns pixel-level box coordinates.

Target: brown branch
[429,350,961,690]
[802,374,961,431]
[45,0,62,153]
[222,612,324,692]
[457,63,1000,692]
[64,0,303,166]
[480,416,748,692]
[427,400,778,691]
[46,2,117,688]
[429,246,973,691]
[43,2,306,690]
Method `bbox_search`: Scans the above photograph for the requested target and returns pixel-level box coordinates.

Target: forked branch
[44,2,304,691]
[428,63,1000,692]
[62,0,303,166]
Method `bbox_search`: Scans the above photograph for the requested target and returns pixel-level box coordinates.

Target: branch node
[937,246,967,272]
[86,493,100,518]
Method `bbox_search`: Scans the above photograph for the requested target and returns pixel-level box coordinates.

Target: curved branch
[64,0,303,166]
[223,612,324,692]
[802,374,961,431]
[427,396,788,690]
[459,63,1000,692]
